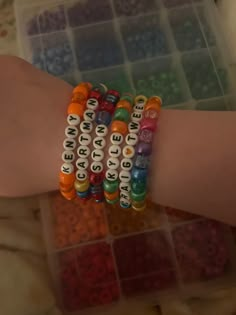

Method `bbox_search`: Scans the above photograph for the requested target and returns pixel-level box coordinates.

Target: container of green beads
[14,0,236,314]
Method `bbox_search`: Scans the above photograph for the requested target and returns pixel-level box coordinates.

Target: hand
[0,56,73,196]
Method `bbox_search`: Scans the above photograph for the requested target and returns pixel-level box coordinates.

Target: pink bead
[140,118,157,132]
[139,129,153,144]
[144,109,159,120]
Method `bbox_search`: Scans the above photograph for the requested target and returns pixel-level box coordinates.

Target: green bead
[106,198,119,205]
[121,94,133,104]
[113,108,130,122]
[103,179,119,193]
[131,181,146,194]
[131,190,146,202]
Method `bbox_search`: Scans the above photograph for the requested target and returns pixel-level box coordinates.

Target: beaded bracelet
[119,95,147,209]
[59,82,91,200]
[131,96,162,211]
[89,88,119,202]
[74,86,102,200]
[103,94,132,205]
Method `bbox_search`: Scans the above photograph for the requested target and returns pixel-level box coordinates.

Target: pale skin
[0,56,236,225]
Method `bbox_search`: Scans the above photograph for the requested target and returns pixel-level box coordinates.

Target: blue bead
[91,184,102,194]
[96,111,112,126]
[131,166,148,181]
[76,189,90,198]
[134,155,150,169]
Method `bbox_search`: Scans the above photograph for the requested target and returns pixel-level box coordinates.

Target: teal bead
[113,108,130,122]
[121,94,133,104]
[131,190,146,202]
[131,180,146,194]
[103,179,119,193]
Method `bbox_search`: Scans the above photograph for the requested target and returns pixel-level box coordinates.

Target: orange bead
[67,102,85,118]
[104,190,119,200]
[73,82,91,98]
[111,120,128,135]
[61,189,76,201]
[145,96,162,112]
[116,100,133,113]
[59,182,74,193]
[71,92,86,104]
[59,171,75,185]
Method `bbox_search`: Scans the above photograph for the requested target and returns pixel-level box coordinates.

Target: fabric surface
[0,0,236,315]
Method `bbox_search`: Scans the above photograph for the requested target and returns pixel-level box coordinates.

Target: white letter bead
[62,150,75,163]
[83,109,96,122]
[121,158,133,171]
[76,170,88,181]
[106,169,118,181]
[119,170,131,183]
[76,158,89,170]
[86,98,99,110]
[110,132,123,145]
[61,163,74,174]
[63,138,76,151]
[65,126,78,138]
[128,121,140,134]
[78,133,92,146]
[107,157,119,170]
[120,191,131,201]
[131,111,143,122]
[80,121,93,134]
[91,161,103,173]
[109,145,121,158]
[77,145,90,158]
[93,137,106,149]
[125,133,138,146]
[91,149,104,162]
[119,182,131,192]
[133,104,144,112]
[95,124,108,137]
[67,114,80,126]
[122,145,135,159]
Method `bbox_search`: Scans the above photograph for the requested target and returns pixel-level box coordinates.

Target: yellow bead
[132,200,147,212]
[135,95,148,105]
[111,120,128,135]
[74,179,90,192]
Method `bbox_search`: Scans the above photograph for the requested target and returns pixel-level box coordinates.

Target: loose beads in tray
[16,0,233,110]
[41,192,236,313]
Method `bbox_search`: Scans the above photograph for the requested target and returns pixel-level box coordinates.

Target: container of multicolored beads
[14,0,236,313]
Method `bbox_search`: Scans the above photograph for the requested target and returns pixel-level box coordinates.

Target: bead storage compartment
[15,0,235,110]
[41,192,236,314]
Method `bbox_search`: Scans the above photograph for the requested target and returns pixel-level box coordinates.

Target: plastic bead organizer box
[15,0,236,313]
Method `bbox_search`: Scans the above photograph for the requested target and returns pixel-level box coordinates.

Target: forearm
[152,110,236,225]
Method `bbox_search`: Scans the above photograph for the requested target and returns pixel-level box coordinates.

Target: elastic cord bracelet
[89,88,119,202]
[59,82,91,200]
[131,96,162,211]
[119,95,147,209]
[103,94,132,205]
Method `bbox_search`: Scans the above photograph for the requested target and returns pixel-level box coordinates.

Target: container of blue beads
[15,0,236,314]
[15,0,236,110]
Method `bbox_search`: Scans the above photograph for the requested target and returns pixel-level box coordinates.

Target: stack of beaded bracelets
[59,82,162,211]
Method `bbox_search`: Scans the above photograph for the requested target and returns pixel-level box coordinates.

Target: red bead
[90,171,104,185]
[89,89,103,102]
[100,100,115,114]
[140,117,157,132]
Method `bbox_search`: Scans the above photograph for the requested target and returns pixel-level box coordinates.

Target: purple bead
[139,129,153,144]
[135,142,152,156]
